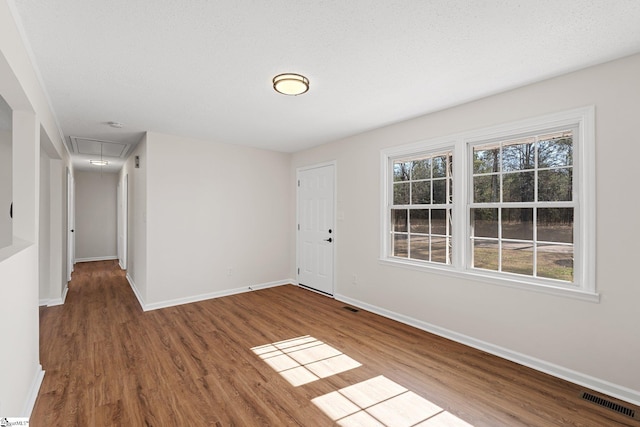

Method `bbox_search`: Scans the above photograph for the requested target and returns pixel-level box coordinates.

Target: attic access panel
[69,136,131,159]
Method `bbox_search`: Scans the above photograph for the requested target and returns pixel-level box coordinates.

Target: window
[381,107,596,300]
[470,129,575,282]
[389,150,453,264]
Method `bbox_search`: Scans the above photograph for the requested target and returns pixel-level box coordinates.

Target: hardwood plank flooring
[32,260,639,426]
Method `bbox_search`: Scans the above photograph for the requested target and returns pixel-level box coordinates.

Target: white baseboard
[335,293,640,407]
[137,279,292,312]
[126,273,146,310]
[248,279,293,292]
[22,364,44,417]
[47,284,68,307]
[75,256,118,263]
[40,284,69,307]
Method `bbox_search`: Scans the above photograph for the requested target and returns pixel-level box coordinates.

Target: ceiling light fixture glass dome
[273,73,309,96]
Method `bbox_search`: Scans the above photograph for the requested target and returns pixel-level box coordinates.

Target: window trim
[380,106,597,302]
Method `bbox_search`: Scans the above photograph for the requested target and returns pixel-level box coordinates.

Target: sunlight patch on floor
[251,335,362,386]
[312,375,474,427]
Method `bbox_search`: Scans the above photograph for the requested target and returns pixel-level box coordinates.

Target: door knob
[324,237,332,242]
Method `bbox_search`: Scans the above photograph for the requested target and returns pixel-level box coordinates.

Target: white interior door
[297,163,335,295]
[66,168,75,281]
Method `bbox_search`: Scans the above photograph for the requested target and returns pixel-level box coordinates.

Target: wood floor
[32,260,638,426]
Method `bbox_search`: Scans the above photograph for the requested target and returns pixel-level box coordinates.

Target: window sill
[378,258,600,303]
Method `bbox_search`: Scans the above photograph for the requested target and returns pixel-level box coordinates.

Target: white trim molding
[22,364,45,417]
[40,284,70,307]
[335,293,640,407]
[247,279,293,292]
[75,256,118,263]
[127,277,293,312]
[126,273,146,310]
[47,284,68,307]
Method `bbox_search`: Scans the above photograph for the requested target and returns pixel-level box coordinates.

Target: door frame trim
[117,174,128,270]
[295,160,337,296]
[66,167,74,282]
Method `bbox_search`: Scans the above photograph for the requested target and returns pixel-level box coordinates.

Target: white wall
[74,170,118,261]
[0,0,70,416]
[37,128,66,305]
[0,109,41,418]
[0,243,39,415]
[48,158,65,303]
[38,149,50,301]
[0,129,10,248]
[120,135,147,302]
[143,131,291,308]
[292,54,640,403]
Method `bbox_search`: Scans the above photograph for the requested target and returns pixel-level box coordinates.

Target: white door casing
[297,163,335,295]
[117,174,128,270]
[66,168,75,281]
[117,181,121,266]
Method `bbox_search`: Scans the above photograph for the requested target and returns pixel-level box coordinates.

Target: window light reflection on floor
[251,335,362,387]
[311,375,474,427]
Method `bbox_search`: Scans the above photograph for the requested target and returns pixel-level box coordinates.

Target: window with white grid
[389,150,453,264]
[381,107,596,300]
[470,129,575,282]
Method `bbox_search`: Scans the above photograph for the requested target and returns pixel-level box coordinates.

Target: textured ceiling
[9,0,640,168]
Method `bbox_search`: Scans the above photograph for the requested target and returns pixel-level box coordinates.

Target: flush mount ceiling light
[273,73,309,96]
[107,121,124,128]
